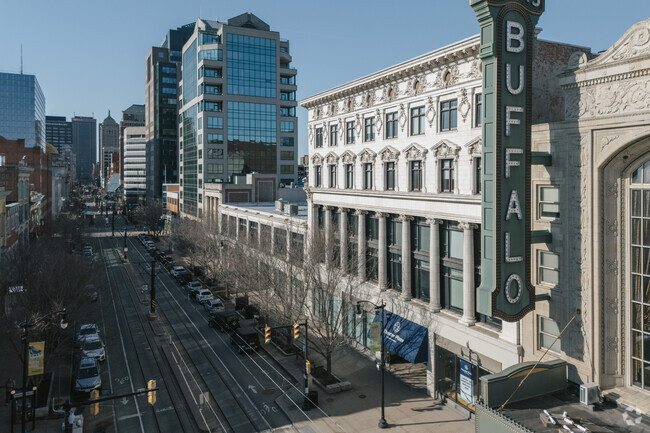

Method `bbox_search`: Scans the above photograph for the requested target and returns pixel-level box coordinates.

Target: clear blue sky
[1,0,648,157]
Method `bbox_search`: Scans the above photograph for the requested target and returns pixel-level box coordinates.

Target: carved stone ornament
[398,104,407,132]
[407,74,427,96]
[433,66,459,89]
[311,153,323,165]
[345,98,355,113]
[467,59,481,79]
[426,97,436,127]
[358,148,377,163]
[363,92,375,108]
[325,152,339,165]
[375,109,383,134]
[458,88,471,122]
[355,114,362,138]
[308,125,314,144]
[567,51,589,70]
[465,137,482,157]
[339,118,345,141]
[403,143,428,160]
[315,108,322,121]
[379,146,400,162]
[431,139,460,159]
[322,123,328,145]
[341,150,356,164]
[329,103,338,117]
[599,134,620,152]
[381,84,399,102]
[590,18,650,65]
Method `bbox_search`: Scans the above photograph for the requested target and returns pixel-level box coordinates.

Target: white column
[459,222,477,326]
[377,212,388,291]
[427,218,442,312]
[286,223,292,261]
[235,216,240,240]
[400,214,413,301]
[324,206,333,264]
[339,208,348,272]
[246,218,251,244]
[306,194,315,257]
[270,225,276,255]
[357,210,367,281]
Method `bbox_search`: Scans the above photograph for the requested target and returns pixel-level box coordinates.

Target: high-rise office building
[145,23,195,202]
[123,126,147,203]
[0,72,46,152]
[178,13,298,218]
[99,112,119,186]
[71,116,97,184]
[46,116,72,152]
[119,104,145,182]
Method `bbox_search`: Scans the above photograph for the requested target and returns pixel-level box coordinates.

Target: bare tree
[135,200,164,237]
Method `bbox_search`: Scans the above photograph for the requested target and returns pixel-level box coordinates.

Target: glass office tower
[0,73,46,152]
[178,13,298,218]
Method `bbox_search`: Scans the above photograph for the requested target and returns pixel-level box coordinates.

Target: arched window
[630,158,650,391]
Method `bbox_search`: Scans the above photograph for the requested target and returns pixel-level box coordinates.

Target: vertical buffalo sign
[471,0,544,321]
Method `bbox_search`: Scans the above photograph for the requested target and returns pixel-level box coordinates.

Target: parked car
[83,246,93,256]
[204,299,224,315]
[208,311,239,333]
[186,280,202,291]
[73,357,102,393]
[230,327,260,353]
[177,271,192,285]
[81,336,105,361]
[195,289,214,304]
[170,266,186,278]
[76,324,100,344]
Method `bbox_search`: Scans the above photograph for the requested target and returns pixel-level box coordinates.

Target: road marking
[117,413,142,421]
[100,240,145,433]
[248,384,258,394]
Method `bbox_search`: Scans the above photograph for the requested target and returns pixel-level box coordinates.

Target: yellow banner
[28,341,45,376]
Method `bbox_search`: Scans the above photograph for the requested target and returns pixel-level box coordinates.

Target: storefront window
[435,346,492,411]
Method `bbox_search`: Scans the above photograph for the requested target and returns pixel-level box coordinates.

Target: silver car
[74,357,101,393]
[81,336,105,361]
[76,324,100,344]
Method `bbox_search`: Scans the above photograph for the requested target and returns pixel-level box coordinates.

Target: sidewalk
[264,342,475,433]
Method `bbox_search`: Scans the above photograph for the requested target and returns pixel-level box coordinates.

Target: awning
[372,312,428,364]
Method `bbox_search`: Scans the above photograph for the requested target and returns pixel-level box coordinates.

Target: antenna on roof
[20,44,23,74]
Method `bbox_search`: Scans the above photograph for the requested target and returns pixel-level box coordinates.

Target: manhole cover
[358,394,366,399]
[262,389,276,395]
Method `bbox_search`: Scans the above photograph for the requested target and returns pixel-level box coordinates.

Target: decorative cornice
[403,142,428,160]
[561,68,650,89]
[300,36,480,109]
[431,139,460,159]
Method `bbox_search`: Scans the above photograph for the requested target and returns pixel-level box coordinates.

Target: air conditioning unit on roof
[579,383,599,405]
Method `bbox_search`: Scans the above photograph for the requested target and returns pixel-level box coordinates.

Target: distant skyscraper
[119,104,145,182]
[71,116,97,184]
[46,116,72,151]
[178,14,298,218]
[99,112,119,186]
[145,23,195,202]
[0,72,46,152]
[123,126,147,202]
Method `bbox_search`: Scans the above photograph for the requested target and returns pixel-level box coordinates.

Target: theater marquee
[471,0,544,321]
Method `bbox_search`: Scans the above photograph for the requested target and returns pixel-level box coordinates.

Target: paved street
[1,200,475,432]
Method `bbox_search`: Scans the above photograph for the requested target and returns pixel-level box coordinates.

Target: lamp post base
[378,417,388,429]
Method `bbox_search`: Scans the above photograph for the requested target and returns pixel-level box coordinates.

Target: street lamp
[16,308,67,433]
[356,300,388,429]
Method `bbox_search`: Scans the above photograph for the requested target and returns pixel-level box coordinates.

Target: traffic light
[90,390,99,415]
[305,360,311,374]
[293,323,300,340]
[147,379,157,405]
[264,326,272,344]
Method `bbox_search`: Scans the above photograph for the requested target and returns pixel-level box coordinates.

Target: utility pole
[111,210,116,237]
[303,321,310,410]
[150,260,157,318]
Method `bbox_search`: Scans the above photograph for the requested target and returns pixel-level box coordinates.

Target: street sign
[472,0,544,321]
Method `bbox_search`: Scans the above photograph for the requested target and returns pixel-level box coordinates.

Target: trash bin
[302,390,318,410]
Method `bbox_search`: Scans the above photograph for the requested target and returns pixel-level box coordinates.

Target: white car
[77,324,100,344]
[81,336,105,361]
[195,289,214,304]
[170,266,186,277]
[204,299,224,315]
